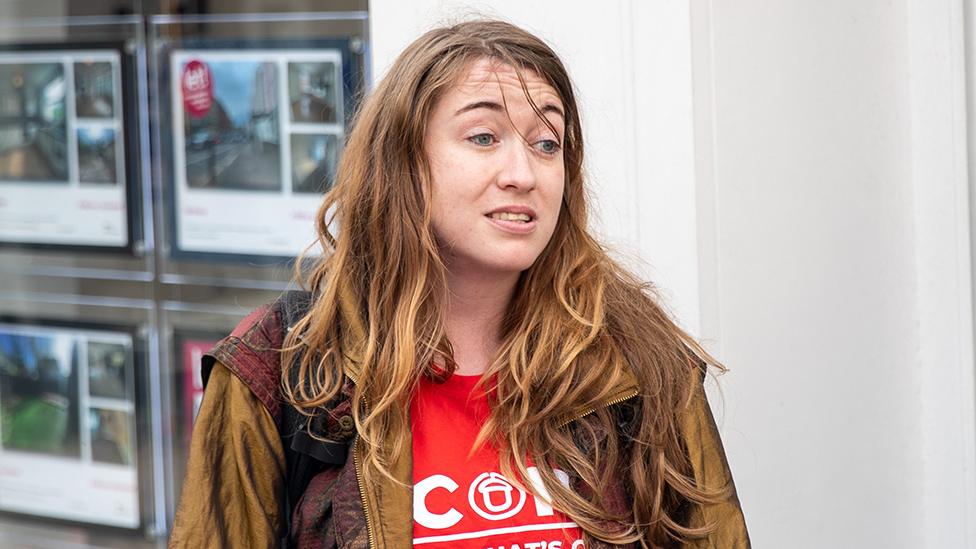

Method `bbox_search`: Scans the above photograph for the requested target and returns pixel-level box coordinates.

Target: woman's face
[424,58,566,279]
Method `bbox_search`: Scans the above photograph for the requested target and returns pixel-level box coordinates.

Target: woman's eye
[470,133,495,146]
[535,139,561,154]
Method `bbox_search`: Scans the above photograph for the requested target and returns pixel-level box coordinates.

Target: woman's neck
[443,268,519,376]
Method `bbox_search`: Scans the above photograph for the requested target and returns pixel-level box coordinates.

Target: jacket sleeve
[169,362,286,549]
[680,367,751,548]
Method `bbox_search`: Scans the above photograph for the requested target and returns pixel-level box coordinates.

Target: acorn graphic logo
[468,472,526,521]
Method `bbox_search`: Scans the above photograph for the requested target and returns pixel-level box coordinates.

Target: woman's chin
[444,256,539,279]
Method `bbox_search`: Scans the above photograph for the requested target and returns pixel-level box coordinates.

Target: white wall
[693,0,976,547]
[368,0,703,332]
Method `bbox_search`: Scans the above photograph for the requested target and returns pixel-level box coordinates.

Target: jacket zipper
[353,435,377,549]
[346,371,376,548]
[558,388,640,428]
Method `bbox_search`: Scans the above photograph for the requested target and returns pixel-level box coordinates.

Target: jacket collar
[337,279,366,383]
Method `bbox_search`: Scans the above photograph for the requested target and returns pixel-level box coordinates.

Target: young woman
[170,20,750,549]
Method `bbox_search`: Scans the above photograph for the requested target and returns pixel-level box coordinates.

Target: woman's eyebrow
[454,100,565,120]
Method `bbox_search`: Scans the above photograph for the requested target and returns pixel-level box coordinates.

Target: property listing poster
[0,322,140,528]
[177,334,217,450]
[0,49,131,249]
[170,331,220,503]
[170,49,344,257]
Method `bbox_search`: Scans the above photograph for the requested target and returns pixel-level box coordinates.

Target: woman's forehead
[448,57,563,109]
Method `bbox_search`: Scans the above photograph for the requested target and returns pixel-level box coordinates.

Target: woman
[170,19,749,549]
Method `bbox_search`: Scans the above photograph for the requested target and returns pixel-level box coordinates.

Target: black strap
[275,290,353,547]
[289,431,349,465]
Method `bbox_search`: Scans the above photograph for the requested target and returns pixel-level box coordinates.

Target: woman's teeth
[489,212,531,222]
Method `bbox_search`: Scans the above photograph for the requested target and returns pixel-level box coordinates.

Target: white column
[911,0,976,546]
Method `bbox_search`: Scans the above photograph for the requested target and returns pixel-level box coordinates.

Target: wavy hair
[282,19,730,547]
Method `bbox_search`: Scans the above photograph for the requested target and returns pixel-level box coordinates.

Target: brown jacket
[169,297,750,548]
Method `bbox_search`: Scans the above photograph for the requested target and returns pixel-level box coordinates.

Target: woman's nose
[495,139,538,192]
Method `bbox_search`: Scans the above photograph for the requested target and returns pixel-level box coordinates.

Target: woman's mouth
[488,212,532,223]
[485,210,537,234]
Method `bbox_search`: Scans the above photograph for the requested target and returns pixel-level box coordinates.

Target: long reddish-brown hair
[283,19,730,547]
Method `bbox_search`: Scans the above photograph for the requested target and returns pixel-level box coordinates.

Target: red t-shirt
[411,373,585,549]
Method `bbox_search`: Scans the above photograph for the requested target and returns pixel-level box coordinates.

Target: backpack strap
[275,291,356,547]
[201,290,356,548]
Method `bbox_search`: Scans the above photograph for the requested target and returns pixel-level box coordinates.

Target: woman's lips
[485,214,537,234]
[488,211,531,222]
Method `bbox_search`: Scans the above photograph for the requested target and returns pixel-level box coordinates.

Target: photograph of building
[0,62,68,182]
[290,132,337,193]
[182,59,281,191]
[77,127,117,184]
[288,61,338,124]
[0,328,80,458]
[74,61,114,119]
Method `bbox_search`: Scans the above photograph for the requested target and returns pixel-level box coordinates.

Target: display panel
[0,44,139,252]
[0,321,142,529]
[167,44,351,259]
